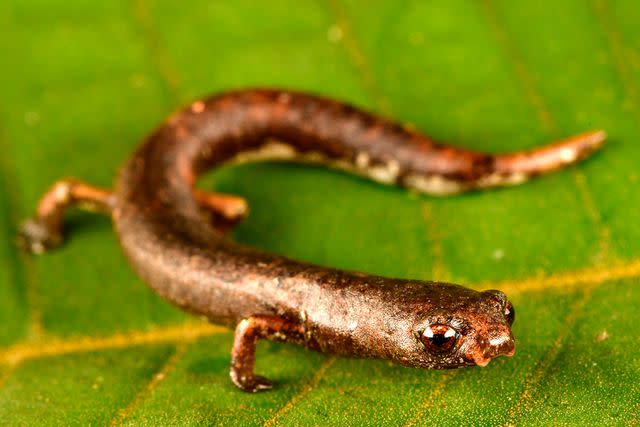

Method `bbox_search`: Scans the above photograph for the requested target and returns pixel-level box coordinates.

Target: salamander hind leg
[230,315,305,392]
[18,178,114,254]
[194,189,248,234]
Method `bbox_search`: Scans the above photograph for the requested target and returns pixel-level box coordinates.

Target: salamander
[18,89,605,392]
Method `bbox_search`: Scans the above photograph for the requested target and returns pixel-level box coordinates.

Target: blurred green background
[1,0,639,425]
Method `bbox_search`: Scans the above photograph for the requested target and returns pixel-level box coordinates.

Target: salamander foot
[230,315,305,392]
[17,218,63,254]
[17,178,115,254]
[230,372,273,393]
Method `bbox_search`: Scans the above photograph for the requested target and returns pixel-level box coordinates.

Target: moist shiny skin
[21,88,605,392]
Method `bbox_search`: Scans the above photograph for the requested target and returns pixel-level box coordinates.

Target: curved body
[21,89,605,392]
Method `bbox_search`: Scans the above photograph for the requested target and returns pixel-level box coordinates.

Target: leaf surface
[0,0,638,425]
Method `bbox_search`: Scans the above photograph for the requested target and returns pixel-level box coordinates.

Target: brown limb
[18,178,115,254]
[230,315,304,392]
[194,189,248,234]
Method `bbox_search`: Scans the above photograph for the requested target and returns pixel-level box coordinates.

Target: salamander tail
[493,129,606,178]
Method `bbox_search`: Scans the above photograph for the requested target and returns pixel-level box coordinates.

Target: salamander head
[405,288,515,369]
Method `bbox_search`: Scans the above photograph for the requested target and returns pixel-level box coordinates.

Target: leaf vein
[592,0,640,122]
[324,0,390,114]
[479,255,640,295]
[131,0,183,102]
[479,0,613,263]
[403,370,458,427]
[0,364,18,391]
[501,289,592,426]
[421,203,449,281]
[262,356,336,426]
[0,322,225,367]
[109,341,192,426]
[0,122,43,340]
[323,0,449,281]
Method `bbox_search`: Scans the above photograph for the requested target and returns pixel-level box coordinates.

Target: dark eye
[505,302,515,325]
[420,324,458,353]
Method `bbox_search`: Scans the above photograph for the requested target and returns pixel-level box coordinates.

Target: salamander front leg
[230,315,304,392]
[18,178,115,254]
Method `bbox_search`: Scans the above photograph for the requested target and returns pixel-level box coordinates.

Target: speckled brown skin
[19,89,605,392]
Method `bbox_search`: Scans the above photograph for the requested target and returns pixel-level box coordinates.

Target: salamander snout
[465,290,516,367]
[467,325,516,367]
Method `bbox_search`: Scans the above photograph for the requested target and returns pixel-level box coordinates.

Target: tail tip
[585,129,607,148]
[559,129,607,163]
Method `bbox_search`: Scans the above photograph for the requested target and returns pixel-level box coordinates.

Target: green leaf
[1,0,639,425]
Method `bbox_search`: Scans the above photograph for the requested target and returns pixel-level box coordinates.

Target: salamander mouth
[469,342,516,367]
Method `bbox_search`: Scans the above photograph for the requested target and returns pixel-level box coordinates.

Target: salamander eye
[505,301,515,325]
[420,324,458,353]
